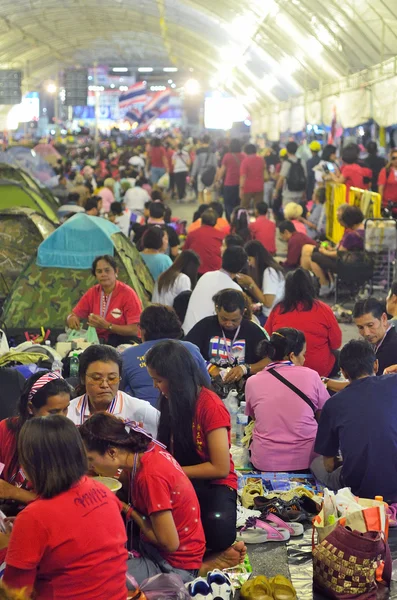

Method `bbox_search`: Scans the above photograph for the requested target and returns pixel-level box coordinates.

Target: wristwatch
[107,323,113,330]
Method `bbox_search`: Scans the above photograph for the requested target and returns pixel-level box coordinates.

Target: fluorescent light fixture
[112,67,128,72]
[163,67,178,72]
[138,67,154,72]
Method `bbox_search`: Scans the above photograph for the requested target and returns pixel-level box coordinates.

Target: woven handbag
[313,524,391,599]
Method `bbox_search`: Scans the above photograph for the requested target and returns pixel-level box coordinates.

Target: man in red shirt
[249,202,276,254]
[183,209,225,275]
[379,151,397,211]
[240,144,265,208]
[279,221,316,269]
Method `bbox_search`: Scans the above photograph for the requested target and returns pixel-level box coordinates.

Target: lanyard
[100,290,113,318]
[374,326,391,354]
[265,360,294,370]
[221,326,241,363]
[79,393,118,425]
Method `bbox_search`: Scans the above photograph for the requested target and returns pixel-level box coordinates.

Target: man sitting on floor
[311,339,397,502]
[278,221,316,270]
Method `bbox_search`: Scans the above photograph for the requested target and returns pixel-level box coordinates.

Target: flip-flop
[269,575,297,600]
[238,517,290,544]
[264,512,304,537]
[241,576,273,600]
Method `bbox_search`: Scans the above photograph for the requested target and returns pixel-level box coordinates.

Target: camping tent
[0,162,60,210]
[1,214,154,336]
[0,207,55,300]
[0,146,57,186]
[0,181,59,223]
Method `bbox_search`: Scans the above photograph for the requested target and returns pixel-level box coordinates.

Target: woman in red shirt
[266,269,342,377]
[67,254,142,345]
[148,138,169,185]
[145,340,245,565]
[0,371,71,508]
[80,413,205,585]
[378,150,397,212]
[2,416,128,599]
[217,139,245,221]
[331,144,372,200]
[239,144,265,208]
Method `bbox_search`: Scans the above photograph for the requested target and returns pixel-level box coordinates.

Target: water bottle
[52,359,63,376]
[224,389,239,445]
[45,340,51,347]
[69,352,80,378]
[236,413,249,446]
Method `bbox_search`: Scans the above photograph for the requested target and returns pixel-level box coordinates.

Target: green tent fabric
[2,219,154,335]
[0,207,55,300]
[0,162,59,211]
[0,181,59,223]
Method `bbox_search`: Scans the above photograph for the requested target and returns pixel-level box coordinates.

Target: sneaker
[319,283,331,297]
[207,570,232,600]
[236,503,261,528]
[188,577,214,599]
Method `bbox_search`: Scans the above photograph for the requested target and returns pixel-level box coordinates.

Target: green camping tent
[0,181,59,224]
[0,163,59,211]
[0,207,55,300]
[1,214,153,336]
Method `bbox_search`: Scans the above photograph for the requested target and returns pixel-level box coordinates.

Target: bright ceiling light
[184,79,200,95]
[171,83,176,89]
[112,67,128,72]
[168,79,173,84]
[279,57,300,75]
[163,67,178,72]
[138,67,154,73]
[262,74,278,90]
[47,83,57,94]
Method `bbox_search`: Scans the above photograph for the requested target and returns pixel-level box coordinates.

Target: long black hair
[79,413,152,456]
[145,340,209,465]
[7,371,72,481]
[157,250,200,294]
[231,206,251,243]
[257,328,306,361]
[244,240,284,287]
[278,268,317,314]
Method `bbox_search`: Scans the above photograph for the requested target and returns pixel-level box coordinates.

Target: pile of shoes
[241,575,296,600]
[187,569,233,599]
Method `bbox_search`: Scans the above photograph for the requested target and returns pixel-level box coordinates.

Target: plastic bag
[157,172,170,189]
[140,573,190,599]
[66,328,87,342]
[86,326,99,344]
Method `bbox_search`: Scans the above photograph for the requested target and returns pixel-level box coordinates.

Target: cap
[279,148,287,158]
[309,140,321,152]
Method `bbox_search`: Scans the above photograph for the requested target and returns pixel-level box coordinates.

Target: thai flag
[125,107,143,123]
[142,89,170,116]
[119,82,147,110]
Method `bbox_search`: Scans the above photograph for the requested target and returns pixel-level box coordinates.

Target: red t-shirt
[73,280,142,340]
[249,216,276,254]
[149,146,167,168]
[4,477,128,600]
[166,148,175,173]
[265,301,342,377]
[222,152,245,186]
[378,167,397,203]
[0,419,28,487]
[133,444,205,570]
[183,225,225,275]
[341,163,372,198]
[240,155,265,193]
[193,387,237,489]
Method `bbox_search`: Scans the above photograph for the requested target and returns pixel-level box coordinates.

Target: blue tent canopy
[37,213,121,269]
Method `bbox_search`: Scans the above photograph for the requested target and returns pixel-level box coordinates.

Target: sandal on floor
[264,512,304,537]
[238,517,290,544]
[254,497,307,523]
[241,479,265,509]
[241,576,273,600]
[269,575,297,600]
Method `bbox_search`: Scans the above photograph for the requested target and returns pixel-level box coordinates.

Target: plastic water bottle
[236,413,249,446]
[225,389,239,445]
[45,340,51,347]
[69,352,80,378]
[52,359,63,376]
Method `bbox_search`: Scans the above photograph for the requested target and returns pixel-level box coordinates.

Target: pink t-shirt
[245,363,329,471]
[222,152,245,186]
[240,155,265,193]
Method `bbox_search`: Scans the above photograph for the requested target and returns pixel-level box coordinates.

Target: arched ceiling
[0,0,397,106]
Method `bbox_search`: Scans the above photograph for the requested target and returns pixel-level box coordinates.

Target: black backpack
[286,158,306,192]
[200,152,216,187]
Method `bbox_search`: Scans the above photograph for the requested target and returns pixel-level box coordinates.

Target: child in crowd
[79,413,206,585]
[145,340,245,568]
[0,371,72,507]
[2,416,128,599]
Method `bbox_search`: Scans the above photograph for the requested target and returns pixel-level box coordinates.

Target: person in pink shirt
[245,328,329,472]
[283,202,307,235]
[239,144,265,209]
[98,178,115,213]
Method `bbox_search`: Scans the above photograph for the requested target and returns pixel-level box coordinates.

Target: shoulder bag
[267,367,316,414]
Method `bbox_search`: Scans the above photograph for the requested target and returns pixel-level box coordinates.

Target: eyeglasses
[392,157,397,160]
[86,374,120,385]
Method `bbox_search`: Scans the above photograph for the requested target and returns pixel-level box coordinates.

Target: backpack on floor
[286,159,306,192]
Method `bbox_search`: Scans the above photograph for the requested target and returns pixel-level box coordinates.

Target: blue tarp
[37,213,120,269]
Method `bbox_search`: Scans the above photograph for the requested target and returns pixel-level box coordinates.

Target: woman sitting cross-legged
[145,340,246,570]
[0,371,72,508]
[67,345,159,437]
[245,328,329,472]
[79,413,206,585]
[2,416,128,599]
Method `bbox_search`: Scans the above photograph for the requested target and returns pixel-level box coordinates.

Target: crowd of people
[1,132,397,599]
